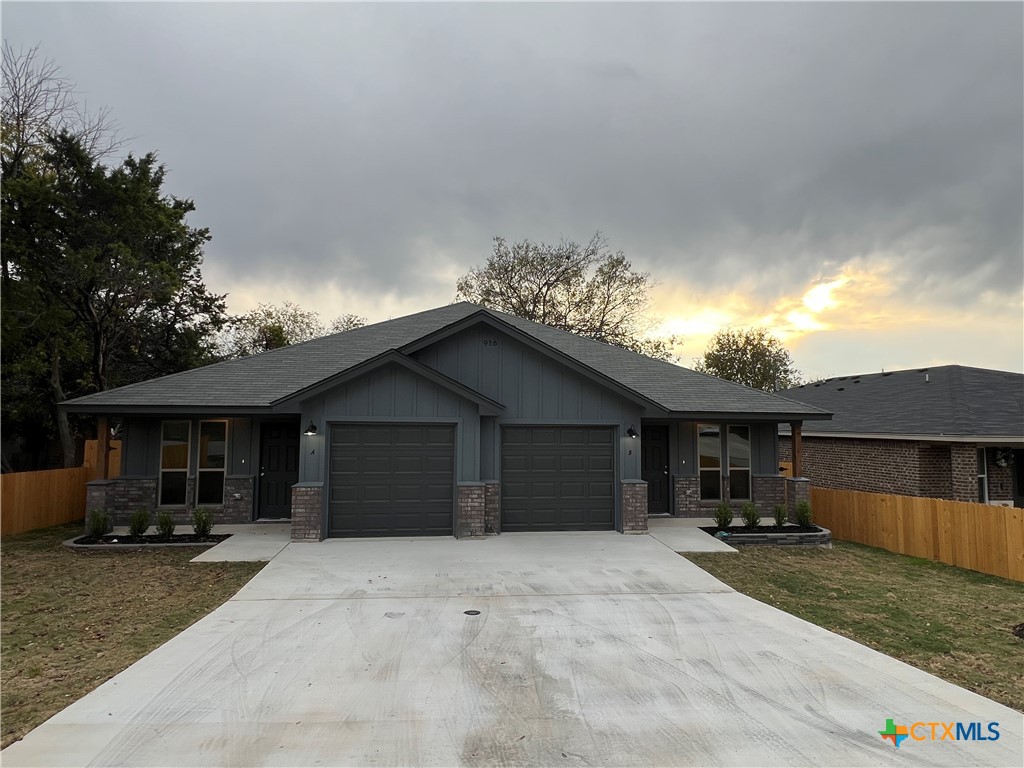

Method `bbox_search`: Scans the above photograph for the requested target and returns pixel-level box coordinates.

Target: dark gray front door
[501,426,615,531]
[328,424,455,537]
[258,422,299,519]
[641,424,670,515]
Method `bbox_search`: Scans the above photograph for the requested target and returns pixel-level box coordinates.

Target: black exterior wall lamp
[303,421,318,436]
[627,425,639,439]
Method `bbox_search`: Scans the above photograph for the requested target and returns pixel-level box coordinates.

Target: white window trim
[159,420,191,507]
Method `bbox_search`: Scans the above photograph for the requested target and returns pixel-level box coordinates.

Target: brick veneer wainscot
[673,476,702,517]
[621,480,648,533]
[290,482,324,541]
[483,482,500,534]
[456,483,486,538]
[752,475,787,517]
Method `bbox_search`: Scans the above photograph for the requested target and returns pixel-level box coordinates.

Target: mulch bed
[700,525,826,535]
[73,533,231,546]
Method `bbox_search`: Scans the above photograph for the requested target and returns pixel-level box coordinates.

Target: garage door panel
[502,426,614,531]
[329,423,454,537]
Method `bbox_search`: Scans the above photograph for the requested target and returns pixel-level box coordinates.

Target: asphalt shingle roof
[777,365,1024,437]
[64,302,830,418]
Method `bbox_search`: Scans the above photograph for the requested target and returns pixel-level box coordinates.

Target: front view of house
[65,303,830,539]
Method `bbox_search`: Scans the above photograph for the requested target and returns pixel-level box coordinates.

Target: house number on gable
[482,339,499,346]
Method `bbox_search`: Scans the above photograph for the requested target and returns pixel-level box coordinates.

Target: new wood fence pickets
[0,466,92,536]
[812,487,1024,582]
[1,440,122,537]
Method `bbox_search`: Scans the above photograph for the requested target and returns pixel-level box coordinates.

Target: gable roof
[777,365,1024,439]
[63,302,830,420]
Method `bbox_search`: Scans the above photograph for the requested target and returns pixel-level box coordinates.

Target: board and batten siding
[299,363,480,484]
[121,416,257,477]
[412,326,644,480]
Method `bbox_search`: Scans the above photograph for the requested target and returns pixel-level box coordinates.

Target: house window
[198,420,227,505]
[978,447,988,503]
[160,420,190,506]
[728,425,751,500]
[698,424,721,500]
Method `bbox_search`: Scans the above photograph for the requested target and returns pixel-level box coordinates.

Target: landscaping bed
[1,522,264,749]
[700,524,831,547]
[686,541,1024,713]
[68,533,231,549]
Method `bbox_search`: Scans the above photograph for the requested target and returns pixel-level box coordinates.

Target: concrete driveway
[3,533,1021,767]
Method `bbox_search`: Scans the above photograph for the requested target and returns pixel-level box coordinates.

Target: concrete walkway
[3,533,1021,767]
[648,516,737,552]
[190,523,290,562]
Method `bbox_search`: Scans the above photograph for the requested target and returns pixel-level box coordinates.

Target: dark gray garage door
[501,426,615,531]
[329,424,454,537]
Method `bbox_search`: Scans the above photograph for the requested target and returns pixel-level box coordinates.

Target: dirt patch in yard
[1,522,264,748]
[687,541,1024,713]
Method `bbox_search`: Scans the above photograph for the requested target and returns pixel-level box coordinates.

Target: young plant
[713,502,733,529]
[740,501,760,528]
[88,509,110,538]
[128,508,151,538]
[795,500,813,528]
[156,511,176,541]
[192,507,214,538]
[773,504,788,528]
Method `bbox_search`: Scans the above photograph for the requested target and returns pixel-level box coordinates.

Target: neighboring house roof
[777,365,1024,440]
[63,302,831,420]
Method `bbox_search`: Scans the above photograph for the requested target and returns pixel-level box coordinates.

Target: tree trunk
[49,340,76,468]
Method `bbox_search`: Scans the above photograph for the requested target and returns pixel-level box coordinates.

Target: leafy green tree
[694,327,802,391]
[2,133,226,465]
[220,302,366,358]
[456,233,679,360]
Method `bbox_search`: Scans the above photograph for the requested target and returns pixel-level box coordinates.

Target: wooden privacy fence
[812,487,1024,582]
[1,466,92,536]
[0,440,121,537]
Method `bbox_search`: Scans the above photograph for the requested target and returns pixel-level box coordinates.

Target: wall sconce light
[627,425,639,439]
[303,421,318,436]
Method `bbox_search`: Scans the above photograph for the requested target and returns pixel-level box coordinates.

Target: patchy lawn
[687,542,1024,713]
[1,522,265,748]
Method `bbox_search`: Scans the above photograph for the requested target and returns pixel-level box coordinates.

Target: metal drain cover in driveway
[463,610,481,616]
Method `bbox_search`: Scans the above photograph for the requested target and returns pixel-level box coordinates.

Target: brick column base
[621,480,648,534]
[753,475,786,518]
[673,476,701,517]
[786,477,810,523]
[290,482,324,541]
[222,475,255,523]
[457,483,486,538]
[85,480,116,533]
[484,482,500,534]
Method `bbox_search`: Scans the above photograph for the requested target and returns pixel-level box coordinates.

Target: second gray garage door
[329,424,454,537]
[501,426,615,531]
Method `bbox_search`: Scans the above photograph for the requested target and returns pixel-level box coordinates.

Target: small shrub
[713,502,733,529]
[192,507,214,538]
[156,511,176,541]
[795,500,813,528]
[740,501,760,528]
[773,504,788,528]
[128,508,151,538]
[88,509,110,538]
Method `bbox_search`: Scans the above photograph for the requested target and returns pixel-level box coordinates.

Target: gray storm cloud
[3,1,1021,309]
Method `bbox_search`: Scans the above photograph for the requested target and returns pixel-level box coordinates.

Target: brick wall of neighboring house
[779,436,922,495]
[779,435,994,503]
[949,443,978,502]
[986,449,1015,502]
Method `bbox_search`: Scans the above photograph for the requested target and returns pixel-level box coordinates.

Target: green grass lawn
[1,522,265,748]
[687,542,1024,713]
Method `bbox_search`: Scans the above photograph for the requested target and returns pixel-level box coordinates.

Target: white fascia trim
[781,431,1024,445]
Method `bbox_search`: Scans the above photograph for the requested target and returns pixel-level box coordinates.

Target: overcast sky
[4,1,1022,378]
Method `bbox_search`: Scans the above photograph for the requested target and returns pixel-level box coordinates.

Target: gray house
[65,303,829,540]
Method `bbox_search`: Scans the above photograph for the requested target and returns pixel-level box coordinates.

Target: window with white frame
[197,420,227,505]
[698,424,721,500]
[977,447,988,503]
[728,425,751,500]
[160,420,190,506]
